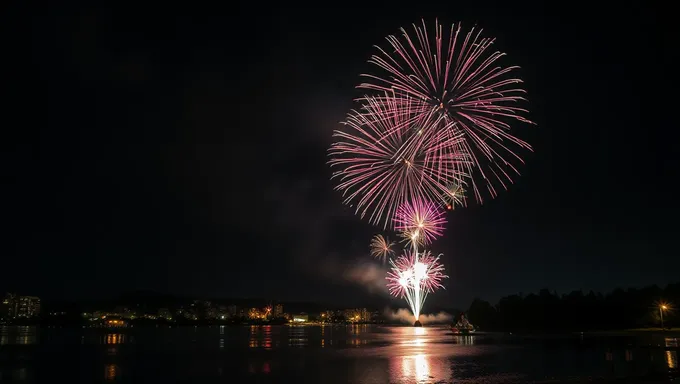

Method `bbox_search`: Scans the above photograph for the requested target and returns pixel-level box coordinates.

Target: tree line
[466,282,680,332]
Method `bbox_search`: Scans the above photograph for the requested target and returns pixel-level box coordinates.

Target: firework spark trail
[393,198,447,248]
[443,182,465,210]
[328,91,469,228]
[370,234,395,264]
[386,249,448,320]
[357,20,534,204]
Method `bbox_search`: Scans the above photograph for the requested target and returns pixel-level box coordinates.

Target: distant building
[227,305,239,317]
[110,306,136,319]
[205,307,217,319]
[0,293,16,319]
[18,296,40,318]
[273,304,284,318]
[1,293,18,319]
[158,308,172,320]
[359,308,370,322]
[344,309,360,322]
[6,295,41,319]
[292,313,308,323]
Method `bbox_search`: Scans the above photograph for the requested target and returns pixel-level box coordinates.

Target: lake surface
[0,325,678,383]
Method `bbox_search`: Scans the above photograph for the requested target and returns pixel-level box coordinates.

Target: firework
[370,234,395,263]
[417,252,448,292]
[327,20,535,325]
[386,249,448,320]
[329,91,469,228]
[394,198,447,247]
[358,20,534,203]
[443,182,465,210]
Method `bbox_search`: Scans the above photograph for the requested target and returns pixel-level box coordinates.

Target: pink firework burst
[385,254,413,298]
[386,249,448,315]
[393,198,447,246]
[358,20,534,204]
[417,252,448,292]
[370,234,395,264]
[328,91,468,229]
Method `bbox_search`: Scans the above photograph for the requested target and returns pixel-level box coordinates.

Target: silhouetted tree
[466,282,679,332]
[467,298,496,329]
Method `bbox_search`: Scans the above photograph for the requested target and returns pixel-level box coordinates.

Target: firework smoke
[385,308,453,324]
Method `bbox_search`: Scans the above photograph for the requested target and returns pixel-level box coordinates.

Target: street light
[660,304,668,330]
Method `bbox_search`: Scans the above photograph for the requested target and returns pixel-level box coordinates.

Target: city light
[658,302,671,330]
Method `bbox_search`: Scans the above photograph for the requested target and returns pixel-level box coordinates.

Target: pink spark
[328,91,468,229]
[393,198,447,245]
[357,20,534,204]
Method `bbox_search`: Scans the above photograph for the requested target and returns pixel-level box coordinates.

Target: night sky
[3,3,676,310]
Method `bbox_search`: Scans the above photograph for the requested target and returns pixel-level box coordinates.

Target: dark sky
[2,3,676,310]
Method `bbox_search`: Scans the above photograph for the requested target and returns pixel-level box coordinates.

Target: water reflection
[14,367,28,381]
[0,326,37,345]
[400,354,431,382]
[17,334,31,345]
[349,324,367,335]
[247,325,274,349]
[389,327,452,383]
[105,333,125,344]
[247,361,273,374]
[288,326,307,347]
[666,351,677,369]
[105,364,119,381]
[666,338,678,370]
[454,335,475,345]
[249,325,257,348]
[262,325,272,349]
[0,325,678,382]
[104,333,125,357]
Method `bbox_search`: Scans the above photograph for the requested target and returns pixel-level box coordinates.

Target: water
[0,325,678,383]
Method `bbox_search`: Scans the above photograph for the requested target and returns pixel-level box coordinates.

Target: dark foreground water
[0,325,678,383]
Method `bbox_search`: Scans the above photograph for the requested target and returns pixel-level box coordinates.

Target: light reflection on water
[105,364,119,381]
[105,333,125,344]
[0,325,678,383]
[667,338,678,369]
[0,326,38,345]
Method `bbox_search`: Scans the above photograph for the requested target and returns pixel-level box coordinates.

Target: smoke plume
[342,261,389,294]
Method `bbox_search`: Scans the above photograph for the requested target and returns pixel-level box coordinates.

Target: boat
[451,312,476,335]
